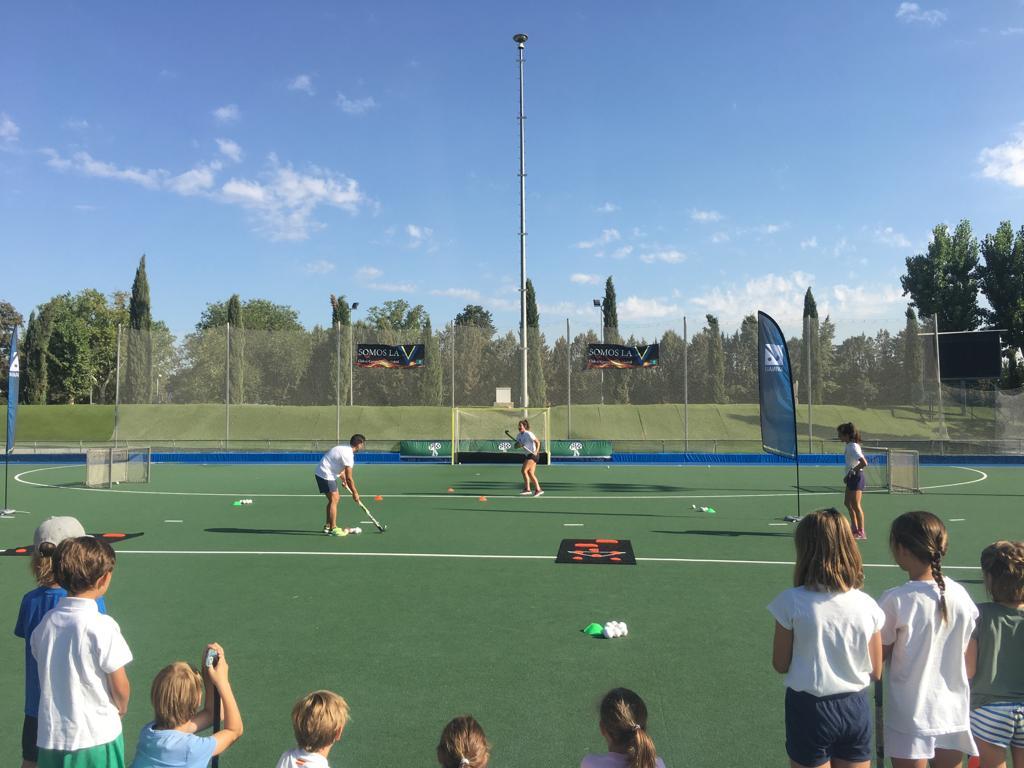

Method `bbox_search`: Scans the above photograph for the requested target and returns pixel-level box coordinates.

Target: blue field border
[7,451,1024,466]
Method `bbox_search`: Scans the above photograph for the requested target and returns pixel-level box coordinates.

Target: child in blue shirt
[14,517,106,768]
[130,643,243,768]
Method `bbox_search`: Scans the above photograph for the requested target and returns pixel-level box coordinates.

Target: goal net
[863,447,920,494]
[86,447,152,489]
[451,407,551,465]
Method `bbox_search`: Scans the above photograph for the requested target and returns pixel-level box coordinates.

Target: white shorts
[971,702,1024,749]
[884,727,977,760]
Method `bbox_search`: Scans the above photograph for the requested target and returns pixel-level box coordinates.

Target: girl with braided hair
[436,716,489,768]
[580,688,664,768]
[879,511,979,767]
[965,540,1024,768]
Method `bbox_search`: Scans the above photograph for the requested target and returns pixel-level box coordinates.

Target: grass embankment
[2,402,993,445]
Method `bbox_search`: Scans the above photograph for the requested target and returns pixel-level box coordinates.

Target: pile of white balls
[602,620,629,639]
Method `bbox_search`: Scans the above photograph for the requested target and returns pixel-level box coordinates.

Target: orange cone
[447,487,454,493]
[374,495,383,501]
[479,496,487,502]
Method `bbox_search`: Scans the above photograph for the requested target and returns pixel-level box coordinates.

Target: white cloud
[216,138,243,162]
[288,74,315,95]
[693,272,816,328]
[357,266,383,279]
[832,238,855,257]
[337,93,378,115]
[64,118,89,131]
[44,149,167,189]
[979,130,1024,187]
[760,223,785,235]
[576,228,621,249]
[895,2,947,25]
[711,232,730,244]
[213,104,241,123]
[830,283,906,320]
[875,226,912,248]
[596,202,619,213]
[1001,27,1024,35]
[218,155,367,240]
[611,245,634,259]
[406,223,434,247]
[800,236,819,249]
[690,209,722,223]
[570,273,602,285]
[431,287,481,301]
[0,113,20,144]
[619,296,682,321]
[304,260,335,275]
[369,281,416,293]
[639,249,686,264]
[167,163,220,196]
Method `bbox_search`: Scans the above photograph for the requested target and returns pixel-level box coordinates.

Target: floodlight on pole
[515,33,529,409]
[594,298,605,404]
[349,302,359,407]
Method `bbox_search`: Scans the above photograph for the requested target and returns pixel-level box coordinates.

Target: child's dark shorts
[785,687,872,767]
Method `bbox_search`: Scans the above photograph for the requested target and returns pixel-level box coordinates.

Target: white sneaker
[519,490,533,496]
[533,490,545,497]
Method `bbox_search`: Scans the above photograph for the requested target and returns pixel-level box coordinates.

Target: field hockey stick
[874,679,883,767]
[357,500,387,532]
[504,429,515,440]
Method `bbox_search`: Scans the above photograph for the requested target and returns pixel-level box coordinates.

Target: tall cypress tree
[802,288,821,403]
[903,307,923,406]
[22,311,50,404]
[227,294,244,404]
[603,277,630,403]
[125,255,152,403]
[704,314,727,404]
[419,318,443,405]
[525,279,547,406]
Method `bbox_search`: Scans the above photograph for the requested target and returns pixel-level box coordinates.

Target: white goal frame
[85,447,152,489]
[451,407,551,465]
[863,447,920,494]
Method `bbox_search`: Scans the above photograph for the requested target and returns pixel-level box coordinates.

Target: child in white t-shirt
[837,422,868,539]
[30,536,133,767]
[436,715,489,768]
[879,511,979,766]
[579,688,665,768]
[515,419,544,497]
[768,508,884,767]
[275,690,349,768]
[965,540,1024,768]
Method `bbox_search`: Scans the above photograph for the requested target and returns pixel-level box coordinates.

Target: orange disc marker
[103,533,127,539]
[374,495,383,501]
[15,548,27,553]
[595,539,619,544]
[610,557,622,562]
[447,487,454,493]
[572,556,583,561]
[478,496,487,501]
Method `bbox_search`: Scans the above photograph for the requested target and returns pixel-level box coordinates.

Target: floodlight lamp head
[513,33,528,47]
[351,302,359,311]
[593,299,602,307]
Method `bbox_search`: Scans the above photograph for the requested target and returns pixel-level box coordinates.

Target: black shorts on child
[785,687,871,767]
[22,715,39,762]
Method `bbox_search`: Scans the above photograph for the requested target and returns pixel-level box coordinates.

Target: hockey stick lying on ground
[357,500,387,532]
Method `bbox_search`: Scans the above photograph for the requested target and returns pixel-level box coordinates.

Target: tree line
[2,220,1021,407]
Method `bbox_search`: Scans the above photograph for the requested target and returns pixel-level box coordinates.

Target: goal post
[451,407,551,465]
[86,447,152,489]
[862,447,920,494]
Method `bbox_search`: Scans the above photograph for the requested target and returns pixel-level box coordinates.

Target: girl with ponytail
[580,688,664,768]
[879,511,979,767]
[965,540,1024,768]
[436,716,489,768]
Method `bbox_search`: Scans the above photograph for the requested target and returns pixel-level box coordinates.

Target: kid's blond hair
[598,688,658,768]
[151,662,204,729]
[437,715,490,768]
[31,542,58,587]
[292,690,349,752]
[980,540,1024,604]
[53,536,116,595]
[793,508,865,591]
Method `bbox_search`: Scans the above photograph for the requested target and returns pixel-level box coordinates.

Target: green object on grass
[232,501,242,506]
[582,622,604,636]
[706,507,717,514]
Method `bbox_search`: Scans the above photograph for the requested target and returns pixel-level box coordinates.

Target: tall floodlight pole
[514,33,529,409]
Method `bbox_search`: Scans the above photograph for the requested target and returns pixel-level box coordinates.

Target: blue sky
[2,0,1023,340]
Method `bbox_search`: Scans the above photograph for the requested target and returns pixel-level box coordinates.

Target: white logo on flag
[428,441,441,457]
[569,441,583,457]
[498,441,513,452]
[8,356,18,376]
[764,344,785,371]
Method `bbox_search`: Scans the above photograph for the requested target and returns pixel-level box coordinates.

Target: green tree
[703,314,727,404]
[454,305,495,336]
[356,300,431,405]
[525,279,547,406]
[818,315,836,404]
[22,310,51,404]
[227,294,244,404]
[725,314,758,403]
[902,307,924,406]
[801,288,823,403]
[124,255,153,403]
[901,220,982,331]
[833,335,879,408]
[978,221,1024,377]
[45,295,94,404]
[452,305,495,405]
[419,319,443,405]
[602,277,620,341]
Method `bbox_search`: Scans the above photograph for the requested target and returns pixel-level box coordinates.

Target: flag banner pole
[3,325,20,516]
[757,312,801,521]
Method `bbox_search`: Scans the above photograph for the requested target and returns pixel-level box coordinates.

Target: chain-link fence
[95,318,1020,451]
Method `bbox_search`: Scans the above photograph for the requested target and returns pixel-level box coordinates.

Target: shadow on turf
[205,527,324,537]
[443,506,685,519]
[653,529,791,538]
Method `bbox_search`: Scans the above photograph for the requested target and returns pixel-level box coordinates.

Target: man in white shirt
[314,434,365,536]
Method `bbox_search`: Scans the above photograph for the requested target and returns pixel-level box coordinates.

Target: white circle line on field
[13,465,989,499]
[108,549,981,570]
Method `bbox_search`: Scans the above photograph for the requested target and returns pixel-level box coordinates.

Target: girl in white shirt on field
[768,508,884,768]
[879,511,979,768]
[837,422,868,540]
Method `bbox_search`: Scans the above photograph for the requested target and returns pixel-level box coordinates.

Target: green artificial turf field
[1,461,1016,766]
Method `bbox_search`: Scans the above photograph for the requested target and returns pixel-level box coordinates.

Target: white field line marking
[949,518,965,522]
[768,523,789,526]
[112,549,981,570]
[14,467,989,499]
[563,523,584,526]
[163,520,183,523]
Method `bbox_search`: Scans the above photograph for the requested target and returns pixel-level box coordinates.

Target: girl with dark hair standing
[837,422,868,540]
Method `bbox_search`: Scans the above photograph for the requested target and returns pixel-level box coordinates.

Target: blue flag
[757,312,797,459]
[6,326,18,454]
